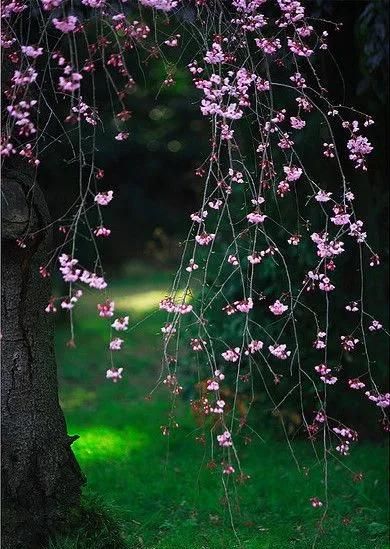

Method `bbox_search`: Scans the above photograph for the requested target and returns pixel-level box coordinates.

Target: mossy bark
[1,167,85,549]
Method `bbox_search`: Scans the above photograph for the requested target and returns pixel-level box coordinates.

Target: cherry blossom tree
[1,0,388,547]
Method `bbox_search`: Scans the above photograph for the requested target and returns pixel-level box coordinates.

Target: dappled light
[71,426,149,462]
[115,289,171,314]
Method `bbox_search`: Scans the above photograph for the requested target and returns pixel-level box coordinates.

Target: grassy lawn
[53,263,389,549]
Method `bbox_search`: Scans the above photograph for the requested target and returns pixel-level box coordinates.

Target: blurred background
[42,2,389,547]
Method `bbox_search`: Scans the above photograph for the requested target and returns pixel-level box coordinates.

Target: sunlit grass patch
[115,289,170,314]
[114,287,192,315]
[71,426,149,462]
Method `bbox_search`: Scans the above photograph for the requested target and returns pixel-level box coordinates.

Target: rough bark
[1,166,85,549]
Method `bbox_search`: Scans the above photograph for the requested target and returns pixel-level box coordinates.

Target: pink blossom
[251,197,265,206]
[370,254,380,267]
[255,37,281,54]
[61,299,74,310]
[247,211,267,224]
[336,441,350,456]
[269,344,291,360]
[12,68,37,86]
[111,316,129,331]
[207,380,219,391]
[318,274,335,292]
[59,72,83,93]
[228,255,239,266]
[365,391,390,408]
[186,259,199,272]
[315,190,332,202]
[109,337,124,350]
[291,73,306,88]
[348,379,365,390]
[314,411,326,423]
[94,191,113,206]
[208,199,223,210]
[161,323,176,335]
[232,0,267,14]
[347,135,373,170]
[222,347,240,363]
[195,232,215,246]
[234,297,253,313]
[159,298,176,313]
[277,181,290,197]
[106,367,123,382]
[176,303,193,315]
[80,270,92,284]
[340,335,359,352]
[223,465,235,475]
[97,300,115,318]
[164,35,180,47]
[0,140,16,157]
[310,497,323,508]
[331,213,350,226]
[315,363,337,385]
[222,304,236,316]
[313,331,326,350]
[59,254,80,282]
[297,25,313,37]
[163,374,183,395]
[115,132,129,141]
[310,233,344,258]
[94,226,111,237]
[290,116,306,129]
[269,300,288,316]
[191,211,208,223]
[287,38,313,57]
[190,338,206,351]
[334,426,358,443]
[368,319,382,332]
[217,430,233,447]
[288,234,301,246]
[211,399,225,414]
[81,0,105,6]
[45,300,57,313]
[138,0,178,11]
[229,169,244,184]
[53,16,78,33]
[245,340,263,355]
[21,45,43,58]
[345,301,359,312]
[204,42,225,64]
[41,0,63,9]
[278,133,294,149]
[221,124,234,140]
[88,274,108,290]
[247,251,264,264]
[296,98,313,112]
[323,142,335,158]
[255,77,270,92]
[348,221,366,243]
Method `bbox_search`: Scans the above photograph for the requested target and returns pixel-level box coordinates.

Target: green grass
[53,263,389,549]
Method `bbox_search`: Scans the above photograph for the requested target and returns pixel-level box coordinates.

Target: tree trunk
[1,167,85,549]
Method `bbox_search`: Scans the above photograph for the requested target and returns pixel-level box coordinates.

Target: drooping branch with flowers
[1,0,388,544]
